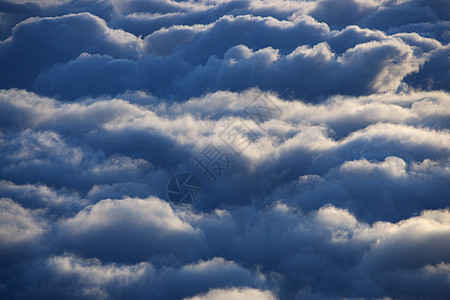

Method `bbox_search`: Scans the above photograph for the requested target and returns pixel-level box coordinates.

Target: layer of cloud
[0,1,448,100]
[1,88,449,217]
[1,194,449,298]
[1,87,449,298]
[5,254,269,300]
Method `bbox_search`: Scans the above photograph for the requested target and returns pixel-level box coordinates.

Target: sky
[0,0,449,299]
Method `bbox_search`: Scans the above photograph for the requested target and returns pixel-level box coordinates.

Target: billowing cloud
[0,0,449,299]
[0,12,143,90]
[4,254,270,300]
[0,198,48,266]
[58,196,206,263]
[1,1,448,100]
[184,287,277,300]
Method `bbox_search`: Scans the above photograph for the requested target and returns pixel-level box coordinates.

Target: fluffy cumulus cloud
[0,0,449,299]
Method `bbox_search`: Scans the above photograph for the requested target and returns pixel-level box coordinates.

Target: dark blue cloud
[34,53,141,99]
[0,12,142,90]
[1,2,448,101]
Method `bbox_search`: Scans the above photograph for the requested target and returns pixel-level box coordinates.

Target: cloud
[34,53,141,99]
[0,2,447,101]
[144,14,329,62]
[0,198,46,246]
[0,88,448,216]
[58,197,206,263]
[310,0,380,28]
[33,37,428,100]
[0,198,48,267]
[2,194,449,298]
[310,0,450,34]
[0,180,85,215]
[174,38,423,99]
[183,201,450,298]
[0,12,143,90]
[5,254,270,300]
[404,44,450,91]
[184,287,277,300]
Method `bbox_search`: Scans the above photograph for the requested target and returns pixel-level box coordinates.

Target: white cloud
[184,287,277,300]
[0,198,46,245]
